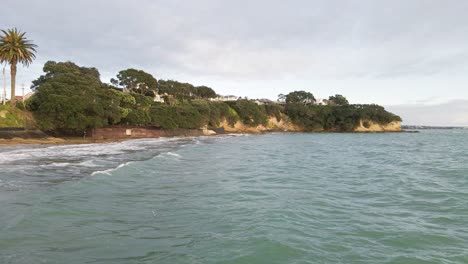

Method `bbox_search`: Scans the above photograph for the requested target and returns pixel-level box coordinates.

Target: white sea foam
[0,137,180,165]
[226,133,250,137]
[40,162,72,168]
[91,162,134,176]
[0,153,31,163]
[166,152,182,158]
[78,160,99,167]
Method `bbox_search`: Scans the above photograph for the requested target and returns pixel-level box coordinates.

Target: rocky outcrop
[219,117,401,133]
[353,120,401,132]
[219,115,302,134]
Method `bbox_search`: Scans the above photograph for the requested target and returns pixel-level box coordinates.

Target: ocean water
[1,131,467,263]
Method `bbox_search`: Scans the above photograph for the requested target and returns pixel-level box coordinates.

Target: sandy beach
[0,137,126,145]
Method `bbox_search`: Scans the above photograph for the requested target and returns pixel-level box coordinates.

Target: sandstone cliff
[219,117,401,133]
[219,115,302,134]
[353,120,401,132]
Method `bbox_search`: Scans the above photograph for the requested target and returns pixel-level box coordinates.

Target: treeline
[109,68,217,99]
[285,103,401,131]
[26,61,236,134]
[25,61,401,135]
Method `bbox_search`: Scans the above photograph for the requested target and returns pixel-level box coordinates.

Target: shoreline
[0,129,413,146]
[0,137,127,146]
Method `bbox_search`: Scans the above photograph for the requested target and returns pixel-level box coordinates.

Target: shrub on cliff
[285,103,401,131]
[150,103,204,129]
[149,101,239,129]
[227,100,268,127]
[285,104,326,131]
[353,104,402,124]
[191,100,239,127]
[264,103,284,122]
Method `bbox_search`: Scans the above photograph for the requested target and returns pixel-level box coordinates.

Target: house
[24,92,34,100]
[254,98,274,105]
[210,95,239,102]
[12,92,34,102]
[153,93,165,103]
[315,98,329,105]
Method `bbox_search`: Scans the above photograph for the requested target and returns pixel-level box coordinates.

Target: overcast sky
[1,0,468,125]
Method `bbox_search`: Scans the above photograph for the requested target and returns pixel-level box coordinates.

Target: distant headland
[402,125,466,130]
[0,29,402,143]
[0,61,402,143]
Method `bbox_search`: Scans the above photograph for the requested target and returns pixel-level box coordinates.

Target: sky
[1,0,468,126]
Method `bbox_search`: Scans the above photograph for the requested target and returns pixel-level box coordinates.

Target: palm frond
[0,28,38,67]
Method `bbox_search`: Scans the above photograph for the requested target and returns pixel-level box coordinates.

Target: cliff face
[219,116,302,134]
[219,117,401,133]
[353,120,401,132]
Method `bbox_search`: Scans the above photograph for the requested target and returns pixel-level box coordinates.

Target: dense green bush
[27,61,122,133]
[150,103,203,129]
[285,104,401,131]
[264,103,284,121]
[121,108,151,126]
[158,80,217,100]
[191,100,238,127]
[353,104,402,124]
[149,101,239,129]
[227,100,268,126]
[285,104,327,131]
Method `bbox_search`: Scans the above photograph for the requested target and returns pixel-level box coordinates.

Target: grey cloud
[386,100,468,126]
[1,0,468,102]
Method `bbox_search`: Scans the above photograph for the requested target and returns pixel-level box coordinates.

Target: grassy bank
[0,105,36,128]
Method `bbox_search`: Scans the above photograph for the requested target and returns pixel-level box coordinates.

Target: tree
[110,68,158,95]
[27,61,121,133]
[194,86,217,98]
[285,91,316,105]
[0,28,37,106]
[277,94,286,103]
[328,94,349,106]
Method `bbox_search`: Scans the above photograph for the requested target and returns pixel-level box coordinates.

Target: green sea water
[1,130,467,263]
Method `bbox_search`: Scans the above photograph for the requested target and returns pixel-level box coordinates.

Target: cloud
[385,100,468,126]
[1,0,468,104]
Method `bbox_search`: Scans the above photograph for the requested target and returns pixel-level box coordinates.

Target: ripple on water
[1,131,468,263]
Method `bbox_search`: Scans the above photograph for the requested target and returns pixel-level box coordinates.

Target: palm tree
[0,28,37,106]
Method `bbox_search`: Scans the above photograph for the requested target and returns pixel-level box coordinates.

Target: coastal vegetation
[21,60,402,134]
[0,104,34,128]
[284,103,401,131]
[22,60,401,135]
[26,61,240,133]
[110,68,158,95]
